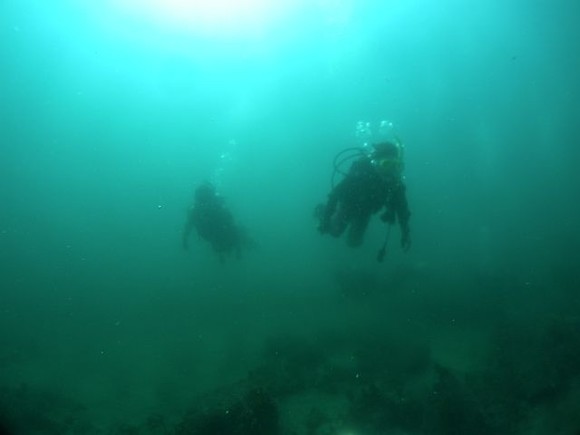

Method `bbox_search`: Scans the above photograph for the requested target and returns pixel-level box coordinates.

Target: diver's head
[195,182,216,203]
[371,141,404,177]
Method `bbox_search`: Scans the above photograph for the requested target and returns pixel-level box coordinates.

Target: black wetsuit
[183,193,244,261]
[321,157,410,247]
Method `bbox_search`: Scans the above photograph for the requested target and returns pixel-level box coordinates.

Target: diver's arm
[319,160,359,233]
[182,210,195,250]
[395,183,411,251]
[325,189,340,218]
[319,187,340,233]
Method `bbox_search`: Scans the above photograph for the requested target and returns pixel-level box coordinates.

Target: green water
[1,0,579,434]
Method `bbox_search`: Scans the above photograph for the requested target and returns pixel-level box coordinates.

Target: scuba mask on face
[373,157,402,176]
[371,141,404,177]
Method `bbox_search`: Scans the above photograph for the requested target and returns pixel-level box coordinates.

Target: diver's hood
[195,182,216,202]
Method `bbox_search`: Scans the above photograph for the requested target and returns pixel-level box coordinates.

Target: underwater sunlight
[114,0,298,41]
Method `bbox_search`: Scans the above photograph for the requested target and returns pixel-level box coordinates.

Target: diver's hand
[401,230,411,252]
[315,204,329,234]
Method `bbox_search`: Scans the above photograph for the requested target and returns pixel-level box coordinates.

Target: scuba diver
[316,141,411,260]
[182,182,250,262]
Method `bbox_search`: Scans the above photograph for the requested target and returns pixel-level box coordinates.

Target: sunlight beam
[116,0,290,40]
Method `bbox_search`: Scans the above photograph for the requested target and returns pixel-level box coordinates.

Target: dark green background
[1,0,579,433]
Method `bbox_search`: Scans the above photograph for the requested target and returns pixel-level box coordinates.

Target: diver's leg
[347,213,371,247]
[329,205,349,238]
